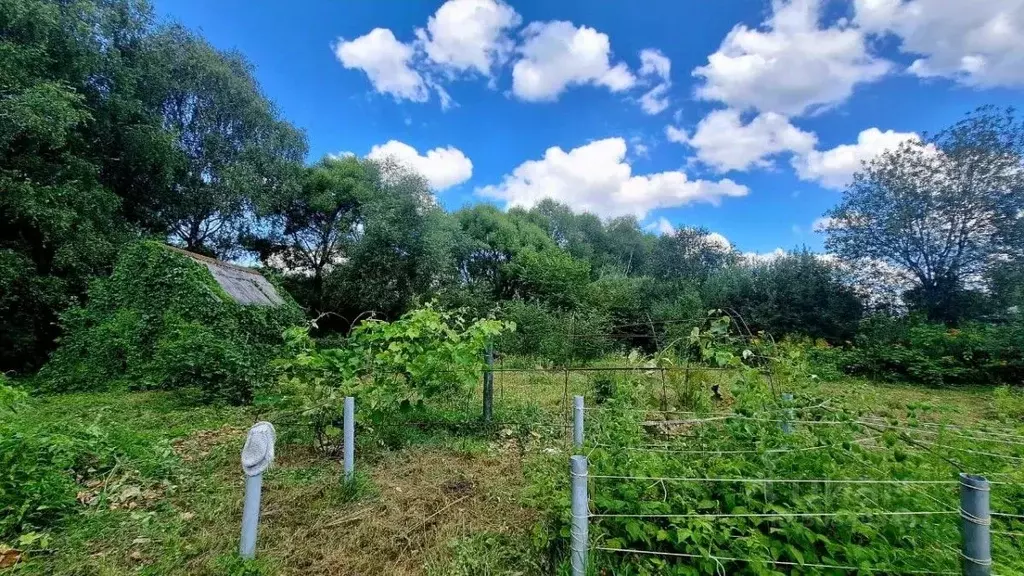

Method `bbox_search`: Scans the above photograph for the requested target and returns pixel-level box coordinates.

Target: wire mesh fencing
[566,396,1024,575]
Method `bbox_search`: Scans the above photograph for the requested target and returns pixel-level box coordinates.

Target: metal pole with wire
[573,395,584,450]
[960,473,991,576]
[570,455,588,576]
[483,344,494,423]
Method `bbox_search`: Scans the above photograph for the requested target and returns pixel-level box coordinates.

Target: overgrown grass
[4,369,1024,574]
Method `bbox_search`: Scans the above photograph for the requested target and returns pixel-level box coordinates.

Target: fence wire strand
[594,546,959,574]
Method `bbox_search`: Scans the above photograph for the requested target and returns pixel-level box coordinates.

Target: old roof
[165,245,285,306]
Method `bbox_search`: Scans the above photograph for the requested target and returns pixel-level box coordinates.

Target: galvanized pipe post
[570,455,589,576]
[960,473,991,576]
[239,473,263,559]
[573,395,584,449]
[343,396,355,483]
[239,422,275,560]
[483,345,494,422]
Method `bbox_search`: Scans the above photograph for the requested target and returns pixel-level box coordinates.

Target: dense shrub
[705,250,863,344]
[496,299,615,364]
[837,316,1024,386]
[41,241,304,403]
[269,306,511,451]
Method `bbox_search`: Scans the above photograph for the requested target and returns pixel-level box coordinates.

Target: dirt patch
[257,446,536,575]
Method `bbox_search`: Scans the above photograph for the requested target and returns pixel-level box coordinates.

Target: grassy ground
[1,373,578,575]
[3,371,1024,575]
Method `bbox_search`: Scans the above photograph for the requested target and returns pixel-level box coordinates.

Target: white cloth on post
[241,421,276,477]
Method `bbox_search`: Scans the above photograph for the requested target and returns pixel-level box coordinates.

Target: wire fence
[265,313,1024,573]
[564,395,1024,575]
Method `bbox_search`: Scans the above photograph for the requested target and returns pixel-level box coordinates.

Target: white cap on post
[241,421,276,476]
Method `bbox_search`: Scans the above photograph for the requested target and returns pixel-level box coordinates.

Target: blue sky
[151,0,1023,256]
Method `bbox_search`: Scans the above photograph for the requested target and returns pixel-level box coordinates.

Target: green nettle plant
[269,306,512,451]
[41,241,305,403]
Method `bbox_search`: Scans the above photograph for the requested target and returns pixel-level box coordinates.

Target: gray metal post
[573,395,584,449]
[239,422,274,560]
[239,473,262,559]
[781,393,794,434]
[960,473,991,576]
[570,455,589,576]
[483,345,494,422]
[343,396,355,482]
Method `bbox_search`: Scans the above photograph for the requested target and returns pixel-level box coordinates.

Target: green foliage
[0,0,307,374]
[41,241,304,402]
[508,247,591,310]
[213,554,273,576]
[0,404,177,541]
[269,305,513,450]
[426,532,543,576]
[145,24,307,257]
[0,373,27,412]
[0,0,137,373]
[991,386,1024,422]
[526,322,1024,575]
[824,106,1024,324]
[704,249,863,344]
[840,316,1024,386]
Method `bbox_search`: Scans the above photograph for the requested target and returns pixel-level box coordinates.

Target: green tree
[649,226,736,282]
[823,106,1024,323]
[257,156,370,313]
[455,204,556,300]
[0,0,141,372]
[145,25,306,257]
[328,158,460,321]
[756,251,861,342]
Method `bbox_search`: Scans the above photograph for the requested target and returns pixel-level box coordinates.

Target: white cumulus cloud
[415,0,522,78]
[334,28,429,103]
[706,232,733,251]
[793,127,919,189]
[367,140,473,191]
[741,247,787,265]
[812,216,835,232]
[693,0,890,116]
[854,0,1024,87]
[645,217,677,235]
[477,137,749,219]
[667,109,817,173]
[511,21,636,101]
[638,48,672,115]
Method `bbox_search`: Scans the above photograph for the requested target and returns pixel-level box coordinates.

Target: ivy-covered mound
[42,241,305,403]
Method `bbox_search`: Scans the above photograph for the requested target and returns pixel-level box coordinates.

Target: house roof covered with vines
[164,245,285,307]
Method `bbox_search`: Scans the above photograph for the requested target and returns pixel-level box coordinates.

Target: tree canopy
[824,106,1024,323]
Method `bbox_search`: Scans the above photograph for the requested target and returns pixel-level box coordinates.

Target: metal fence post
[343,396,355,483]
[483,345,494,422]
[573,395,584,449]
[960,473,991,576]
[239,422,275,559]
[781,393,794,434]
[570,455,589,576]
[240,473,263,559]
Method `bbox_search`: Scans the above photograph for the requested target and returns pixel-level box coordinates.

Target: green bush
[839,316,1024,386]
[41,241,304,403]
[269,305,513,451]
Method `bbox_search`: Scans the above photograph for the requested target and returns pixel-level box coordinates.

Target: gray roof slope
[166,246,285,306]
